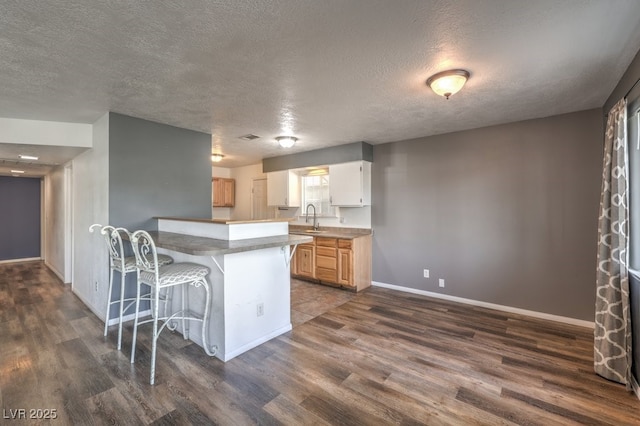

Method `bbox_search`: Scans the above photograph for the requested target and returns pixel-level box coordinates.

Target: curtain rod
[624,76,640,99]
[603,77,640,116]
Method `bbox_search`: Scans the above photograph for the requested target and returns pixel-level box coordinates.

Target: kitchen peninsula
[152,217,312,361]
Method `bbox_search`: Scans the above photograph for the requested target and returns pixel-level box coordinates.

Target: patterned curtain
[594,98,631,388]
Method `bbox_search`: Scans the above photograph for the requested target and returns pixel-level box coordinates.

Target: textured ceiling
[1,0,640,169]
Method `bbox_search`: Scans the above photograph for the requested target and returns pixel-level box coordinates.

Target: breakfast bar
[152,217,312,361]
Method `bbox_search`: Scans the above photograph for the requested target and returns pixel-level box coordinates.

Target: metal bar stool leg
[182,283,189,340]
[150,283,161,385]
[130,271,142,364]
[200,278,215,356]
[104,265,115,337]
[117,269,126,350]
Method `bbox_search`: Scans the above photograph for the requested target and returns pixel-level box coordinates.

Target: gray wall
[263,141,373,172]
[109,113,212,230]
[0,176,41,261]
[107,113,212,318]
[372,109,603,321]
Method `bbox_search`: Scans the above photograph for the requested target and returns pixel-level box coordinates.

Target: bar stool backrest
[131,230,160,280]
[90,224,123,269]
[106,226,126,267]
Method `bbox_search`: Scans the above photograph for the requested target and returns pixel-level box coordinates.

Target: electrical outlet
[423,269,429,278]
[439,279,445,288]
[257,302,264,317]
[95,281,99,291]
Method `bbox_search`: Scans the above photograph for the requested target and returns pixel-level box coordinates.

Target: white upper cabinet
[329,161,371,207]
[267,170,300,207]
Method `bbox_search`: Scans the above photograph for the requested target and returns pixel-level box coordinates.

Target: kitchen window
[301,173,336,217]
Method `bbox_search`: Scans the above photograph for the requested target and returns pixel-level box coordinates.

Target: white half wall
[71,112,109,319]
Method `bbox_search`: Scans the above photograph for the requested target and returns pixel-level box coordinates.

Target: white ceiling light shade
[276,136,297,148]
[11,170,25,174]
[426,69,470,99]
[18,154,39,160]
[211,153,224,162]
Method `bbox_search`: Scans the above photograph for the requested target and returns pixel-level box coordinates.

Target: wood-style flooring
[1,261,639,425]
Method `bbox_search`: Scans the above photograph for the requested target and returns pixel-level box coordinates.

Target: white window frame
[300,173,336,218]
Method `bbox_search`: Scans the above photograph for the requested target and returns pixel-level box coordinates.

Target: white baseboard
[221,323,292,362]
[372,281,595,329]
[44,261,67,283]
[0,257,41,265]
[71,289,104,322]
[107,309,152,326]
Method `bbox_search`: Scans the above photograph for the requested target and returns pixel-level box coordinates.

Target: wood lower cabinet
[213,178,235,207]
[316,238,338,283]
[291,234,371,291]
[294,243,315,279]
[337,248,353,286]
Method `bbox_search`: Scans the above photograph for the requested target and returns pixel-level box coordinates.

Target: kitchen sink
[305,230,327,234]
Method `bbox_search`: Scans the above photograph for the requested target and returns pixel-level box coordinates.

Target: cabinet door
[337,248,353,286]
[212,178,224,207]
[267,171,287,206]
[223,179,235,207]
[267,171,300,207]
[296,245,315,278]
[329,161,371,206]
[213,178,235,207]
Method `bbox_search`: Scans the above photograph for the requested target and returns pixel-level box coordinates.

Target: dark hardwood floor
[1,261,639,425]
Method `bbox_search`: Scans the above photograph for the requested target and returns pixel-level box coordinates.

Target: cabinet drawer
[317,267,337,282]
[338,239,352,249]
[316,237,337,247]
[316,254,337,270]
[316,246,336,258]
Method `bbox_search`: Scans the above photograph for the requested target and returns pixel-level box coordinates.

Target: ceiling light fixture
[426,69,470,99]
[211,153,225,163]
[276,136,297,148]
[11,170,25,174]
[18,154,38,160]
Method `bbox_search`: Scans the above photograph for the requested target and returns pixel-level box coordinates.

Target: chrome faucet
[305,203,318,230]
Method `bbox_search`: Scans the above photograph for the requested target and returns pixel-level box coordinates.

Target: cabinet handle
[330,196,333,204]
[284,197,287,205]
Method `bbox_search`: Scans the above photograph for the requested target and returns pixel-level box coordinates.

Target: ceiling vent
[239,134,260,141]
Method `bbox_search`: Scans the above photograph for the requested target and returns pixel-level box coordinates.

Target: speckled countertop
[288,226,372,240]
[148,231,313,256]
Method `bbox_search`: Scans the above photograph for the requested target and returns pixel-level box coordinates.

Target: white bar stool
[129,230,215,385]
[89,224,173,350]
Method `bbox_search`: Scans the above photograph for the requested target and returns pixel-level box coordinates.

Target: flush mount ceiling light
[426,69,470,99]
[276,136,297,148]
[18,154,38,160]
[211,153,224,163]
[11,170,25,174]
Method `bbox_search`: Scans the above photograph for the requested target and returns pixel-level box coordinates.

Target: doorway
[251,178,273,220]
[0,176,42,262]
